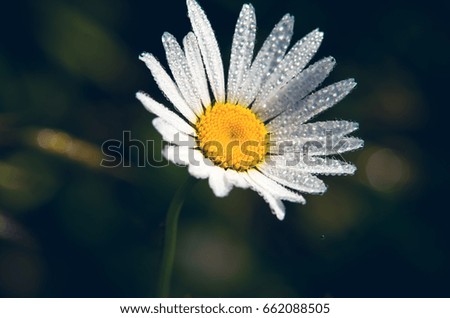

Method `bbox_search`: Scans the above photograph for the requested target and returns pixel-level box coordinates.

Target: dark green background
[0,0,449,297]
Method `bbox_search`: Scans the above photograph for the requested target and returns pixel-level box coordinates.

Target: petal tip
[186,0,200,13]
[135,91,147,100]
[139,52,151,61]
[161,32,171,40]
[139,52,156,65]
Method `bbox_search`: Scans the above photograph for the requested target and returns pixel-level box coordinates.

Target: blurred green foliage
[0,0,449,297]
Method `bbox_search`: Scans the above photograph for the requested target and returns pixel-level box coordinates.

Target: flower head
[137,0,363,220]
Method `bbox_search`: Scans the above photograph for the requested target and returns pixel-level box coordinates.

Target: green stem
[158,176,196,297]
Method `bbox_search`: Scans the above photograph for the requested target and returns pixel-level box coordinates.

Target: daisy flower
[137,0,363,220]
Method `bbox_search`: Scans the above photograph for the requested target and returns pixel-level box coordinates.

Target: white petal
[270,79,357,127]
[188,162,210,179]
[259,162,327,194]
[163,145,190,166]
[246,169,305,203]
[208,166,233,197]
[269,138,362,160]
[254,57,336,121]
[187,0,225,103]
[188,149,214,179]
[253,29,324,108]
[307,159,357,175]
[267,154,356,175]
[243,173,287,220]
[163,145,214,174]
[227,4,256,104]
[270,120,359,141]
[162,33,203,115]
[305,137,364,156]
[152,118,196,147]
[139,53,197,122]
[237,14,294,107]
[224,170,250,189]
[136,92,195,135]
[183,32,211,107]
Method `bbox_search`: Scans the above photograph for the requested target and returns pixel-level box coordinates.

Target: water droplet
[321,235,326,240]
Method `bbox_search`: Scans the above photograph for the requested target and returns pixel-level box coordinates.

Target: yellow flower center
[196,103,268,171]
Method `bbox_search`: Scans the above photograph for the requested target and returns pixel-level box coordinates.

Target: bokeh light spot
[365,148,410,192]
